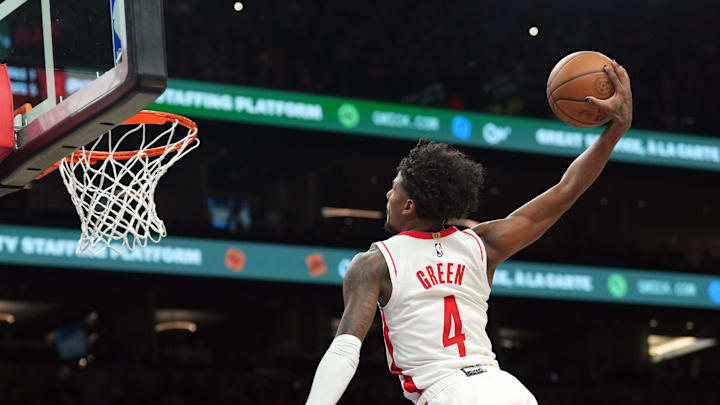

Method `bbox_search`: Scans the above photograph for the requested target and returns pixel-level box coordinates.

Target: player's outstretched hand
[585,60,632,126]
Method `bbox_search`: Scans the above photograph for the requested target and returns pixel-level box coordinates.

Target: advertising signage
[150,79,720,172]
[1,224,719,310]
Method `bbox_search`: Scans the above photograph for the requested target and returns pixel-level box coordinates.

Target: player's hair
[397,139,485,221]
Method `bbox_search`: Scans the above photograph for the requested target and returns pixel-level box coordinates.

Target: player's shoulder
[375,230,417,249]
[344,244,388,281]
[459,225,483,240]
[352,243,386,269]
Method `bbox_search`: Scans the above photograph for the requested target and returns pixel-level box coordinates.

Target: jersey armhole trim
[461,229,485,261]
[461,229,490,288]
[375,241,398,309]
[379,241,397,277]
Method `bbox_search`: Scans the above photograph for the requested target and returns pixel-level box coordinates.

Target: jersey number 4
[442,295,467,357]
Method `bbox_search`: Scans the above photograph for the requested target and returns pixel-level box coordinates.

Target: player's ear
[403,199,415,215]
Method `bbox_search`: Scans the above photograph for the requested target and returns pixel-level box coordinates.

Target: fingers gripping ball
[546,51,615,128]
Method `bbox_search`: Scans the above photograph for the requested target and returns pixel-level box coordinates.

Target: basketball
[546,51,615,128]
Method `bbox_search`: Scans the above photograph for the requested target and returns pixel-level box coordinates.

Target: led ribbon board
[150,79,720,172]
[1,224,719,310]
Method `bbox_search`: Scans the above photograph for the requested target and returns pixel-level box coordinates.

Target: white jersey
[374,226,498,401]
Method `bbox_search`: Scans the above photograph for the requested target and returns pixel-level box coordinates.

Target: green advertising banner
[150,79,720,171]
[491,262,720,309]
[1,224,720,310]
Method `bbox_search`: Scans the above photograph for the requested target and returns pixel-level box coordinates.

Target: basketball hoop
[39,110,200,255]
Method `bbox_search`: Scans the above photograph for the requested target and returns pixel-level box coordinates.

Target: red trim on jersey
[397,226,458,239]
[462,230,485,261]
[403,375,421,394]
[380,308,422,394]
[380,241,398,277]
[380,309,402,374]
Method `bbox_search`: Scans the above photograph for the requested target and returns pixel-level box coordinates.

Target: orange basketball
[546,51,615,128]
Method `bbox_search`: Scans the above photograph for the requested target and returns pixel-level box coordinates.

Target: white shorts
[414,365,537,405]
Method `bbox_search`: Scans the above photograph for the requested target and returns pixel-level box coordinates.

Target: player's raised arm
[473,60,632,278]
[305,245,388,405]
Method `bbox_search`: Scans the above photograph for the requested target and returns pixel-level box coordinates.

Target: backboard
[0,0,167,197]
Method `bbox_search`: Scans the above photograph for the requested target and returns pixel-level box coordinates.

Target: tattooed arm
[306,245,389,405]
[335,244,388,339]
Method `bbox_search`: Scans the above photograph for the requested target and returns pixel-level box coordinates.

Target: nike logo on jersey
[416,262,466,290]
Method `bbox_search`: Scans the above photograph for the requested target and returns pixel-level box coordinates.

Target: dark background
[1,0,720,404]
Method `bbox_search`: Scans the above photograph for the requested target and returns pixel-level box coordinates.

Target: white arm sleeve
[305,334,362,405]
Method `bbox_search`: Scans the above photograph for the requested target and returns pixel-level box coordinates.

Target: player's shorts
[414,365,537,405]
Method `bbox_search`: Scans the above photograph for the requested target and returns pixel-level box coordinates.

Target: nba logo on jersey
[435,242,444,257]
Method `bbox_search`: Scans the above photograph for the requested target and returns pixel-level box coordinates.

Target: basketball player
[306,60,631,404]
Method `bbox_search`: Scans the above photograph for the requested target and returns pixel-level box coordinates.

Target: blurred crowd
[1,353,719,405]
[165,0,720,136]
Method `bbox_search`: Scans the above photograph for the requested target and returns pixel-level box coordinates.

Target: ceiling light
[321,207,383,219]
[154,321,197,333]
[648,334,716,363]
[0,313,15,324]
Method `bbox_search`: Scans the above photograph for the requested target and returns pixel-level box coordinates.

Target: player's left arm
[305,245,386,405]
[473,60,632,277]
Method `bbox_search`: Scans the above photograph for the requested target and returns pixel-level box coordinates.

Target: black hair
[396,139,485,221]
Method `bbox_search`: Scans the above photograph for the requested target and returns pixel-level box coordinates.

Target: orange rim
[36,110,198,180]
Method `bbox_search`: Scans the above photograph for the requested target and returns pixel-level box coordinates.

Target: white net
[58,114,199,255]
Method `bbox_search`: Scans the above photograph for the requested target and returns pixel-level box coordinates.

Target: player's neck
[401,219,446,233]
